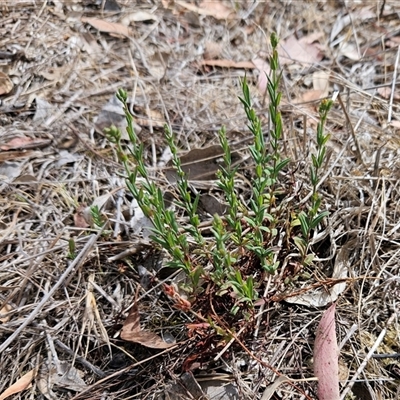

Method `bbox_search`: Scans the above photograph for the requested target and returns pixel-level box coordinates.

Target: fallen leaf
[38,66,65,81]
[176,0,235,20]
[164,144,242,182]
[298,89,326,103]
[0,71,13,95]
[314,303,340,400]
[313,70,330,94]
[261,375,291,400]
[0,369,37,400]
[0,136,51,151]
[133,105,165,128]
[338,42,360,61]
[55,150,81,168]
[198,59,255,69]
[37,361,86,398]
[280,33,324,65]
[81,17,131,37]
[378,86,400,100]
[121,11,158,26]
[252,57,271,94]
[198,193,226,216]
[330,7,375,42]
[74,204,91,228]
[121,303,175,349]
[0,303,12,323]
[203,41,223,59]
[0,161,23,181]
[198,0,235,19]
[390,120,400,128]
[286,240,349,307]
[33,97,56,122]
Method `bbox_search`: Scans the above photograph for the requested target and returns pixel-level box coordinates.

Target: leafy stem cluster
[106,93,199,285]
[106,34,332,311]
[295,99,332,260]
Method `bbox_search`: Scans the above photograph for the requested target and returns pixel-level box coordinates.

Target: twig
[336,92,364,165]
[388,45,400,123]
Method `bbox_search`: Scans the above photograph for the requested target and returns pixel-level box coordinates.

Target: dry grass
[0,1,399,399]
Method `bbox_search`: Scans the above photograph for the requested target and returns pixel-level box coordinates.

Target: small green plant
[67,237,76,260]
[294,99,332,261]
[90,205,105,228]
[106,101,201,288]
[106,33,332,312]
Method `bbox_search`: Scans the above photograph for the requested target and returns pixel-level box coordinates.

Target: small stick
[336,92,364,165]
[388,45,400,123]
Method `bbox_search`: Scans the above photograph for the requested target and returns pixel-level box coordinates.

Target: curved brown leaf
[121,303,175,349]
[81,17,131,37]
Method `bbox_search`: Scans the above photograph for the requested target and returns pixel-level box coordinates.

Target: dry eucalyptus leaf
[338,42,360,61]
[165,145,241,182]
[330,7,375,42]
[176,0,235,20]
[0,71,13,95]
[296,70,330,104]
[0,369,37,400]
[133,105,165,128]
[121,11,158,25]
[121,303,175,349]
[204,41,223,59]
[38,66,65,82]
[81,17,131,37]
[199,380,239,400]
[252,57,271,94]
[165,372,205,399]
[298,89,327,103]
[74,204,91,228]
[313,70,330,94]
[55,150,81,168]
[147,52,168,80]
[198,193,226,216]
[314,303,340,400]
[279,33,324,65]
[103,0,120,11]
[198,0,235,19]
[378,86,400,100]
[198,59,255,69]
[1,136,50,150]
[13,174,38,183]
